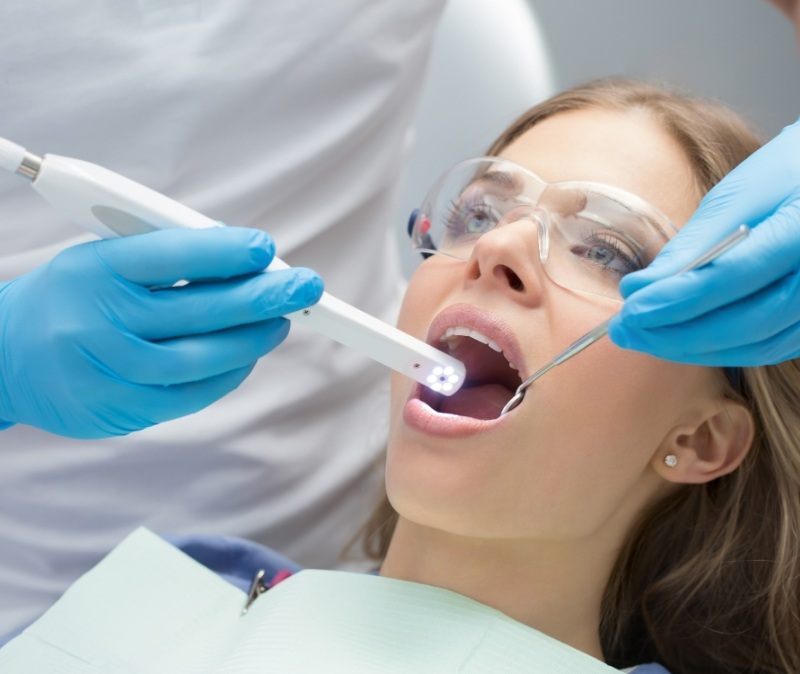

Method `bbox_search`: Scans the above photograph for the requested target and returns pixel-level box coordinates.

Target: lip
[425,303,529,378]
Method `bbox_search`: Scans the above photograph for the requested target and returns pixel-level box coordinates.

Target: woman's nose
[462,217,548,307]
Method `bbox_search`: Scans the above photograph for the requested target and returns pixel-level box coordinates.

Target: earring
[664,454,678,468]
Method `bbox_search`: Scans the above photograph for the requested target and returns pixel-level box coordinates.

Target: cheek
[506,335,701,536]
[395,259,459,335]
[490,297,706,537]
[530,297,693,449]
[395,275,441,340]
[535,339,689,453]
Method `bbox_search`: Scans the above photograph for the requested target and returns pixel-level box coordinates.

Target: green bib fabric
[0,528,621,673]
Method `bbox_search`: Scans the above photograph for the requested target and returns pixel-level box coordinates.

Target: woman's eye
[571,232,642,276]
[445,199,500,236]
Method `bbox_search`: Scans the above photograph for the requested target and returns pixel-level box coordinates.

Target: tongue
[438,383,513,420]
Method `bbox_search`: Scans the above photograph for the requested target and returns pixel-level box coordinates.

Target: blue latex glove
[0,227,323,438]
[608,118,800,367]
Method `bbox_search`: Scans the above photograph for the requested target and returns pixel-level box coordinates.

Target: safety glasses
[407,156,677,302]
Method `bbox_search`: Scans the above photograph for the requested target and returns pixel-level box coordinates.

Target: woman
[356,79,799,673]
[5,80,799,673]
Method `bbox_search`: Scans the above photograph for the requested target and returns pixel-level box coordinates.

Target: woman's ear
[652,399,755,484]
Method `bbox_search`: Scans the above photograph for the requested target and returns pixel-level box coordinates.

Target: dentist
[0,0,554,640]
[0,0,450,636]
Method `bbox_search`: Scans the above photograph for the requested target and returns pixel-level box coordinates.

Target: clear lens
[411,157,675,300]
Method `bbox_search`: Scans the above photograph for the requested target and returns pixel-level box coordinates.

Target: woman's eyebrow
[475,170,524,194]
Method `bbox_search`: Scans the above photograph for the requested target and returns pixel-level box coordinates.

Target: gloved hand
[608,118,800,367]
[0,227,323,438]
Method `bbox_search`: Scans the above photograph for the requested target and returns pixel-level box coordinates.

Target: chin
[385,444,518,539]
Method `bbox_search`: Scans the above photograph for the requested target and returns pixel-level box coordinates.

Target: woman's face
[386,106,721,541]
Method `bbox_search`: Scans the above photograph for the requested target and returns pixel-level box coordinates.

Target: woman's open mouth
[403,304,526,438]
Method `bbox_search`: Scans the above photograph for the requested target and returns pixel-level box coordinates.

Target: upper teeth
[440,326,518,370]
[441,326,501,352]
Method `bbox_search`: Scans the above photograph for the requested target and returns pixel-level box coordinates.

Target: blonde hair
[351,79,800,672]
